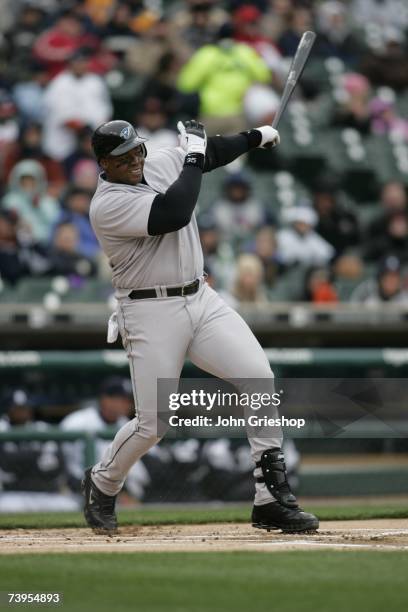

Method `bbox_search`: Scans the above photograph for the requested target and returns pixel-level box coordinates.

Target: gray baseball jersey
[90,146,204,297]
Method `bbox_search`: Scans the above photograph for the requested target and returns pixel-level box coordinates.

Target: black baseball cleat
[252,502,319,534]
[252,448,319,534]
[81,468,118,535]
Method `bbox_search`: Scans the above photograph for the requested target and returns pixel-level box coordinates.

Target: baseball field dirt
[1,519,408,553]
[1,508,408,612]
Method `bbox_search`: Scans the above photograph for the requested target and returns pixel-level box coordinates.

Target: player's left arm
[177,122,280,173]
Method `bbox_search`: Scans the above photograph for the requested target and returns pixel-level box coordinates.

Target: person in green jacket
[177,37,271,135]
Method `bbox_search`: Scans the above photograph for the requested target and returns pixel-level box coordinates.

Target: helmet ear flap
[142,143,147,158]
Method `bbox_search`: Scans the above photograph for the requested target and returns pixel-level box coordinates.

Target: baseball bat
[271,30,316,130]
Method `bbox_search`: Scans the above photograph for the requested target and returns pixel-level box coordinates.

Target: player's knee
[136,413,160,440]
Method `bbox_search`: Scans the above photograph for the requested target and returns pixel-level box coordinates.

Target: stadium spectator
[243,84,280,128]
[168,0,227,59]
[33,10,98,78]
[2,159,59,244]
[12,61,49,124]
[198,213,236,289]
[313,174,360,255]
[54,187,99,259]
[102,2,138,38]
[368,181,408,240]
[134,97,178,153]
[277,5,313,57]
[369,97,408,140]
[3,4,47,78]
[315,1,364,66]
[0,388,75,512]
[42,47,112,161]
[360,26,408,92]
[232,253,268,304]
[48,222,96,279]
[364,211,408,264]
[177,34,270,134]
[303,266,339,303]
[277,205,335,267]
[331,72,371,134]
[0,90,19,172]
[60,377,149,499]
[124,16,169,76]
[333,253,364,282]
[223,4,284,80]
[244,225,283,288]
[63,126,95,180]
[243,84,282,169]
[85,0,117,29]
[137,50,200,123]
[260,0,295,44]
[0,210,50,285]
[3,122,66,193]
[351,255,408,304]
[212,173,270,249]
[70,158,100,192]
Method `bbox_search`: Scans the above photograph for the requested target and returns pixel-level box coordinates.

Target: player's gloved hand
[177,120,207,155]
[255,126,280,149]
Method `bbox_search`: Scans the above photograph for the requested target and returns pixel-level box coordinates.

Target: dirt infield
[1,520,408,553]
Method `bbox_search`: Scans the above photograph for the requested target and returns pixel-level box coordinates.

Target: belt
[128,278,201,300]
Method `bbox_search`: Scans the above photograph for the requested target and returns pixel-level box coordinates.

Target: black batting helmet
[91,120,148,161]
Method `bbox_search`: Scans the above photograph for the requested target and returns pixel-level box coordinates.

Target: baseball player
[83,118,319,534]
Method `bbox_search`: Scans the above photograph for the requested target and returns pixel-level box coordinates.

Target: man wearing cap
[60,377,148,500]
[277,204,335,267]
[84,117,319,535]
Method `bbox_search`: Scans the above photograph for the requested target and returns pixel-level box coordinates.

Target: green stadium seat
[320,130,379,201]
[60,279,113,303]
[0,282,17,303]
[197,168,228,213]
[14,278,54,303]
[356,202,381,232]
[269,266,308,302]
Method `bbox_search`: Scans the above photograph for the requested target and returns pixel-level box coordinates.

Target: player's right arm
[203,128,280,172]
[177,121,280,173]
[147,121,207,236]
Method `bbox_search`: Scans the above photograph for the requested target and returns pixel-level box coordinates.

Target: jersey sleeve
[93,188,154,238]
[143,147,185,193]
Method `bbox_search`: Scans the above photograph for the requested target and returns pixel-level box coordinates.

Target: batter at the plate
[83,118,319,535]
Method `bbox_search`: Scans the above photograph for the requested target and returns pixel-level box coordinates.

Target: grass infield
[0,502,408,530]
[1,551,408,612]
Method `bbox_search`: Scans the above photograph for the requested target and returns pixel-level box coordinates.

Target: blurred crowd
[0,0,408,306]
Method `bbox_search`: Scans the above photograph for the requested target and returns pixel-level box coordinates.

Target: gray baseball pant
[92,283,281,504]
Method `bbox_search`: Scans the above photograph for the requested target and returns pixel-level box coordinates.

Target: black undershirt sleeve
[203,129,262,173]
[147,154,204,236]
[147,129,262,235]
